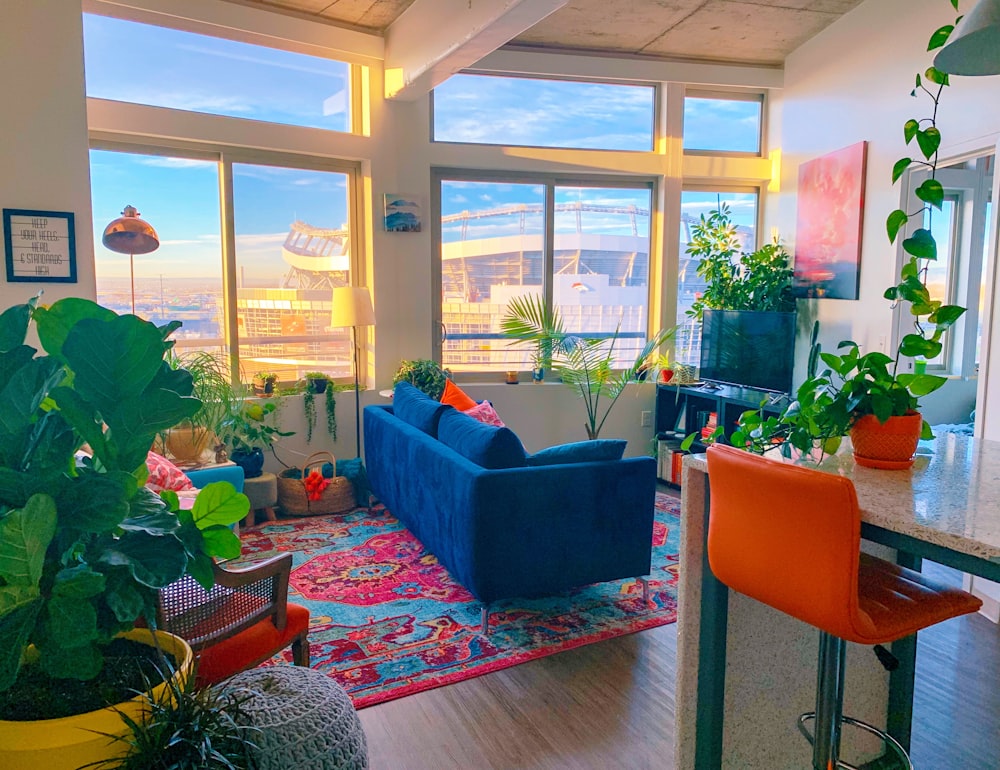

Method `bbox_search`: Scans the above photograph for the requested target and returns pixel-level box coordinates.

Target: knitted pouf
[219,666,368,770]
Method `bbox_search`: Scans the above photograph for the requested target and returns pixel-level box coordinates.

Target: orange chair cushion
[194,602,310,686]
[854,553,982,644]
[440,379,477,411]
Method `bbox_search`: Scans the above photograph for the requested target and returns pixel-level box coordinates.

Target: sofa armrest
[187,464,245,493]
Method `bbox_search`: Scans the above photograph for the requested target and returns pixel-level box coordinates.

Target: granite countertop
[684,432,1000,563]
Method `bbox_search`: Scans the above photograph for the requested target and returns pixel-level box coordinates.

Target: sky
[84,14,760,281]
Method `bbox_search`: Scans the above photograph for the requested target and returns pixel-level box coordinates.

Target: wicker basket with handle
[277,451,355,516]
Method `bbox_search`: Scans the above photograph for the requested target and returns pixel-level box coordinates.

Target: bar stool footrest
[798,712,913,770]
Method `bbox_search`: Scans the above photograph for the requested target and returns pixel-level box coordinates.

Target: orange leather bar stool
[705,444,981,770]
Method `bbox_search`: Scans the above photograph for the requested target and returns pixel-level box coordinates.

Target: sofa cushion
[394,381,449,436]
[462,400,505,427]
[526,439,627,467]
[438,409,527,469]
[440,379,477,411]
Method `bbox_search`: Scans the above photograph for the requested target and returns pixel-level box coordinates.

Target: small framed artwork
[792,141,868,300]
[4,208,77,283]
[384,194,423,232]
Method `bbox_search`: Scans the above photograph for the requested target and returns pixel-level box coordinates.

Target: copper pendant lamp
[102,205,160,314]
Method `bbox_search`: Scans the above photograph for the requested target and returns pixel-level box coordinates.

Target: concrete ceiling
[224,0,864,67]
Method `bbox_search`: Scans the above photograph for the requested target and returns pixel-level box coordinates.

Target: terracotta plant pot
[850,411,923,469]
[0,629,193,770]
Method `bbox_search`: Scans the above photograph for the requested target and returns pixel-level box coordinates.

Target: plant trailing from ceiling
[728,0,966,461]
[685,204,796,322]
[0,297,248,708]
[501,294,676,439]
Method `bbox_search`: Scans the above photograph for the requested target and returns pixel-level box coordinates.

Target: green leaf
[0,595,42,691]
[924,66,950,86]
[99,532,188,589]
[201,526,242,560]
[40,641,102,680]
[898,334,940,359]
[56,472,131,533]
[33,298,116,362]
[903,119,920,143]
[118,487,181,535]
[0,495,57,586]
[921,419,935,440]
[898,373,948,396]
[104,577,146,624]
[915,178,944,209]
[892,157,913,183]
[190,481,250,530]
[0,356,64,437]
[886,209,909,243]
[0,303,32,353]
[187,552,215,592]
[916,126,942,159]
[43,594,98,646]
[871,394,893,423]
[929,304,966,329]
[928,24,954,51]
[52,565,106,599]
[902,228,937,260]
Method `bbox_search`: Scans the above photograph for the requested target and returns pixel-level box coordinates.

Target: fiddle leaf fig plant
[0,297,249,693]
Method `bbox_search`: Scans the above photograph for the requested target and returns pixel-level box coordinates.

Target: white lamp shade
[934,0,1000,76]
[331,286,375,328]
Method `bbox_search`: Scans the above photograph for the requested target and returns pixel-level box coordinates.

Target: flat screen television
[699,309,796,394]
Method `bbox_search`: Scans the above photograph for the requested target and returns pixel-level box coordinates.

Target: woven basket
[277,451,355,516]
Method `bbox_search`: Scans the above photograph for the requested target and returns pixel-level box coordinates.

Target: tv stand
[654,383,789,485]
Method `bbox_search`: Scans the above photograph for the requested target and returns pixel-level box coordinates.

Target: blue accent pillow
[393,381,449,436]
[526,439,627,466]
[438,409,527,469]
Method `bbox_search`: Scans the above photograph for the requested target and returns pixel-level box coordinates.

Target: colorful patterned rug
[237,492,681,709]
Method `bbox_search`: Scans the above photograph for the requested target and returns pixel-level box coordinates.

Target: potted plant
[501,294,675,439]
[218,400,294,478]
[300,373,338,444]
[499,294,564,383]
[0,297,250,769]
[253,371,277,397]
[86,662,259,769]
[392,359,451,400]
[731,5,966,468]
[163,351,240,464]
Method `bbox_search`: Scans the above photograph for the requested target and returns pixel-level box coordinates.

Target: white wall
[769,0,1000,427]
[0,0,95,307]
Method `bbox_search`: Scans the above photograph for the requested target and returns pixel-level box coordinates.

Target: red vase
[849,411,923,469]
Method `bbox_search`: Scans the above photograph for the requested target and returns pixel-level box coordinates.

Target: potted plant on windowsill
[0,297,249,769]
[300,372,338,444]
[392,358,451,399]
[732,2,966,468]
[219,400,294,478]
[253,371,277,396]
[162,350,240,464]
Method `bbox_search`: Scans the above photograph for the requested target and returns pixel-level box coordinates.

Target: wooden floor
[358,496,1000,769]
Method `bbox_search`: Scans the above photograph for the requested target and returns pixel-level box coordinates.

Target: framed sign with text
[3,208,77,283]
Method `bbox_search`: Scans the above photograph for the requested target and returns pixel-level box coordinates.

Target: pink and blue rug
[238,492,680,708]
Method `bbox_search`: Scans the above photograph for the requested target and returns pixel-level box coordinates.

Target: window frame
[90,137,366,385]
[430,71,658,153]
[682,88,766,158]
[431,168,659,379]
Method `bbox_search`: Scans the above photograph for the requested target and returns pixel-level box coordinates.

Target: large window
[91,147,358,382]
[433,74,655,151]
[83,14,351,132]
[683,93,763,154]
[437,175,653,372]
[676,189,759,366]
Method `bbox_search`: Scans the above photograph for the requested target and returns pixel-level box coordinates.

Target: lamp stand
[130,252,136,314]
[351,325,362,458]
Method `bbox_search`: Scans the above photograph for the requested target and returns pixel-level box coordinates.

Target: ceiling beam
[384,0,567,101]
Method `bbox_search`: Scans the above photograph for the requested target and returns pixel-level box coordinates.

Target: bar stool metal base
[797,631,913,770]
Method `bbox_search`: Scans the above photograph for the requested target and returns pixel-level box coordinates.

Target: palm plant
[501,294,675,439]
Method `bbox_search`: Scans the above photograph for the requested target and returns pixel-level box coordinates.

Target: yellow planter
[0,629,193,770]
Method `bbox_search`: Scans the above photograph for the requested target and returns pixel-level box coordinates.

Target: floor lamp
[102,205,160,315]
[330,286,376,458]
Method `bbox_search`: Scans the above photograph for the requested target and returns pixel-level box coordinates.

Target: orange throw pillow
[440,379,477,411]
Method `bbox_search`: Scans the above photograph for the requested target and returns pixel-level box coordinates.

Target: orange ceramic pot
[850,411,923,469]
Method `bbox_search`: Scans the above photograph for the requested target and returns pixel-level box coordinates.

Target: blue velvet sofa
[363,384,657,615]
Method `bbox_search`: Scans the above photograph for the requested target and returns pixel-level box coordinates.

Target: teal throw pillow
[526,439,627,466]
[393,381,449,436]
[438,409,527,469]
